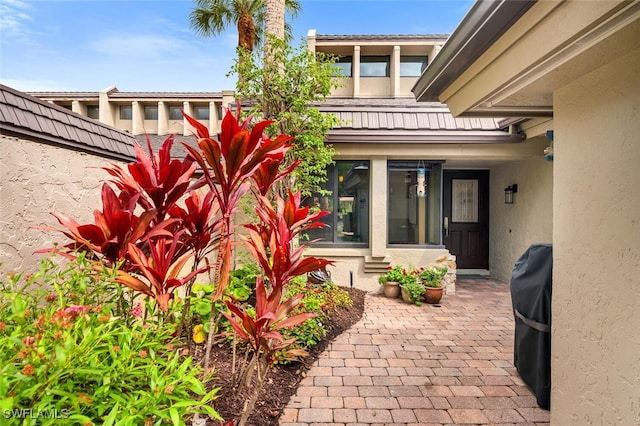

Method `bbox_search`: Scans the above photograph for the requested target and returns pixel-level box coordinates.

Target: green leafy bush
[0,258,220,425]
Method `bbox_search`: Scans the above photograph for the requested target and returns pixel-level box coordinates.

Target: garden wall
[0,135,130,276]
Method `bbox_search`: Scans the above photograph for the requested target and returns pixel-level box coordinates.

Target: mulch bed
[193,286,367,425]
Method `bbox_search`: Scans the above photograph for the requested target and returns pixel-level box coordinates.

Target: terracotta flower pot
[383,281,400,298]
[401,287,412,303]
[424,286,444,304]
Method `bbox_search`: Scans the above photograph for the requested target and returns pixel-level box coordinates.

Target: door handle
[444,216,449,237]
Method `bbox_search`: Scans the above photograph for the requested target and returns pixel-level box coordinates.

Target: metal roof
[0,84,136,161]
[315,98,523,143]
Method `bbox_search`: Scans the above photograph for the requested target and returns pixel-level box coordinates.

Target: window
[216,105,223,120]
[400,56,428,77]
[193,106,209,120]
[169,106,183,120]
[303,161,370,246]
[333,56,352,77]
[360,56,389,77]
[387,160,443,245]
[119,105,132,120]
[86,105,99,119]
[144,105,158,120]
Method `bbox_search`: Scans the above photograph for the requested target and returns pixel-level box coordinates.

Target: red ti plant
[222,276,316,426]
[115,231,207,312]
[38,134,207,314]
[244,190,334,290]
[181,106,296,371]
[36,183,164,267]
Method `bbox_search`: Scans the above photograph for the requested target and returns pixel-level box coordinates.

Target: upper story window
[400,56,428,77]
[333,56,352,77]
[193,106,209,120]
[169,106,183,120]
[361,56,389,77]
[86,105,99,119]
[144,105,158,120]
[119,105,132,120]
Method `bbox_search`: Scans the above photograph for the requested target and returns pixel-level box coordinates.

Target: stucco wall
[489,149,553,282]
[0,136,129,275]
[552,48,640,424]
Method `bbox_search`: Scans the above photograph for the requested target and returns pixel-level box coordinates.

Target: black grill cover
[510,243,552,410]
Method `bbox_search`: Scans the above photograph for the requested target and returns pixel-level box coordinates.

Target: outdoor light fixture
[505,184,518,204]
[416,167,426,198]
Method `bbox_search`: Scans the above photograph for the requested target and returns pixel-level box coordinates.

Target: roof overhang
[412,0,640,118]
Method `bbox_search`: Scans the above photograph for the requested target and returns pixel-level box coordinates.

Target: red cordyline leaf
[118,235,208,311]
[251,157,300,196]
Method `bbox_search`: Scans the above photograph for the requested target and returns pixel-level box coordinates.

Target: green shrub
[0,258,220,425]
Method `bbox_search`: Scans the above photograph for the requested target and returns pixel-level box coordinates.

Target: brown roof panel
[0,84,135,161]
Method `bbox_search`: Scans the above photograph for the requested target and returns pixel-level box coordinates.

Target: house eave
[412,0,537,103]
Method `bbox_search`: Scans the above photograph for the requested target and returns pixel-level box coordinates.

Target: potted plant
[398,267,424,305]
[379,265,403,298]
[419,265,448,304]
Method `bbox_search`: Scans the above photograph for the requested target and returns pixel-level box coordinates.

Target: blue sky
[0,0,474,92]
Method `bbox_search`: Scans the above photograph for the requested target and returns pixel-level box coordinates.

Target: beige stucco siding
[552,47,640,424]
[489,148,553,282]
[0,136,129,275]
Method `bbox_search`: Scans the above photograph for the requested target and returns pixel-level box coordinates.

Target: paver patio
[280,278,551,425]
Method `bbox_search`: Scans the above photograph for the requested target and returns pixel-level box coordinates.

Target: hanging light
[416,167,426,198]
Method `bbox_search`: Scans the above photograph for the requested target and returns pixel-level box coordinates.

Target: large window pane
[361,56,389,77]
[334,56,352,77]
[400,56,428,77]
[144,105,158,120]
[304,161,370,246]
[387,161,443,245]
[169,106,182,120]
[194,106,209,120]
[86,105,99,119]
[119,105,132,120]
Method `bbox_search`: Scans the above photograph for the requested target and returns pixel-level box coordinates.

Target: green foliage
[231,36,342,196]
[0,258,220,425]
[418,265,448,288]
[402,280,426,306]
[280,277,353,352]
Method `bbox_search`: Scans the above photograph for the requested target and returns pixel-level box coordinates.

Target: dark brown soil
[195,286,366,426]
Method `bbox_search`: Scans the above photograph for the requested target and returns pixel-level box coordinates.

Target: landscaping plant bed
[193,286,366,425]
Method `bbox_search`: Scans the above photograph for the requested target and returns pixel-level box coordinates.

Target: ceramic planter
[383,281,400,298]
[424,286,444,304]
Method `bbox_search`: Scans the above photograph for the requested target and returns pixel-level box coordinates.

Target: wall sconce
[505,184,518,204]
[416,168,426,198]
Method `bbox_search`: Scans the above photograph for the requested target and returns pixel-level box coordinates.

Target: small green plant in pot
[419,265,448,304]
[399,268,424,305]
[419,266,448,288]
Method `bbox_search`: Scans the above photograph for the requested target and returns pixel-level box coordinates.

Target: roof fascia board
[443,0,639,116]
[412,0,536,103]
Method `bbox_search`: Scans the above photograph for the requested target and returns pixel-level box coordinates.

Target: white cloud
[0,0,37,45]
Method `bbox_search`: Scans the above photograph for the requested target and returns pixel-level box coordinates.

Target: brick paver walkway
[280,278,550,425]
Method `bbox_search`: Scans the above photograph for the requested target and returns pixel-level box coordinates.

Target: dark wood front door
[443,170,489,269]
